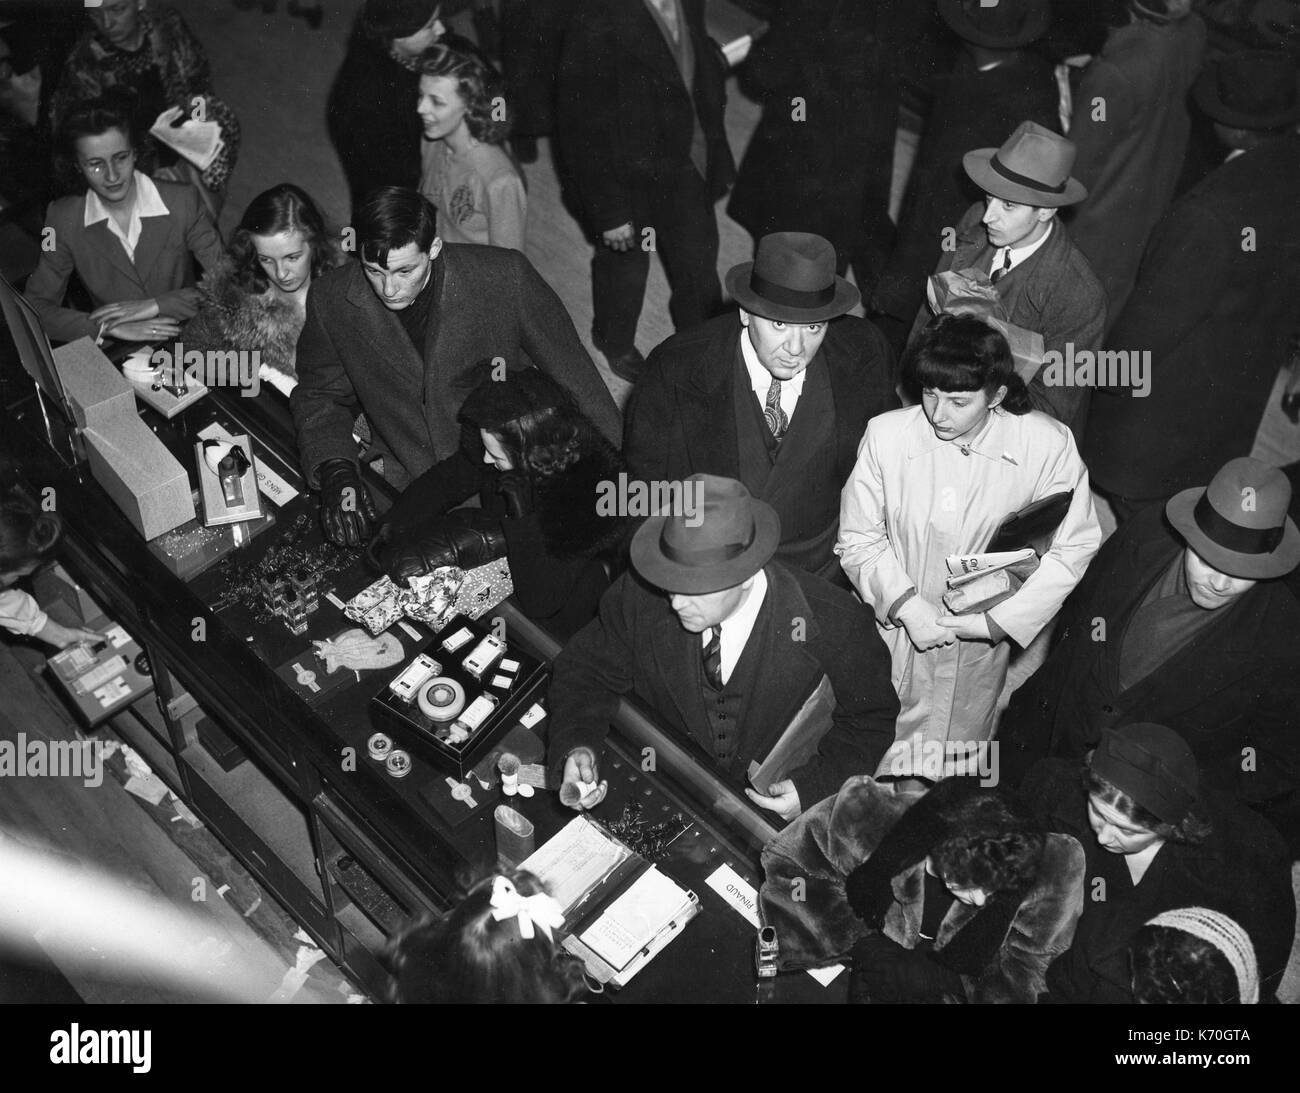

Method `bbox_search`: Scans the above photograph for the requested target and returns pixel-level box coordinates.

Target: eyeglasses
[80,150,136,175]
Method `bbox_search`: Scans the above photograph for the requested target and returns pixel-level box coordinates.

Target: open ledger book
[520,816,699,987]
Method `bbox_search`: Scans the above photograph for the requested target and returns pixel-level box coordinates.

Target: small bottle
[447,693,498,744]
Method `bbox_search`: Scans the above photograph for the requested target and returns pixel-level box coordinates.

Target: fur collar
[535,442,632,561]
[192,264,305,374]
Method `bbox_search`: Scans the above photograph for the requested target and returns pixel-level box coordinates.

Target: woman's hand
[937,613,992,642]
[101,317,182,343]
[896,597,955,652]
[90,298,159,328]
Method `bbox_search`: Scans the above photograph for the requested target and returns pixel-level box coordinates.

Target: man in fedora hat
[1065,0,1206,322]
[907,120,1106,439]
[1085,50,1300,516]
[546,474,899,821]
[999,457,1300,853]
[871,0,1060,355]
[624,233,897,584]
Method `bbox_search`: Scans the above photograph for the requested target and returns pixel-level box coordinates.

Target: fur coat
[760,776,1085,1003]
[182,264,304,381]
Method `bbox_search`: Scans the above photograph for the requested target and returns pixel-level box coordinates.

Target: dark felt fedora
[939,0,1051,49]
[631,475,781,594]
[963,121,1087,207]
[1090,723,1199,826]
[725,232,859,323]
[1194,49,1300,130]
[1166,457,1300,580]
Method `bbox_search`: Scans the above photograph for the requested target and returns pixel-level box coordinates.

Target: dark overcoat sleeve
[290,280,362,486]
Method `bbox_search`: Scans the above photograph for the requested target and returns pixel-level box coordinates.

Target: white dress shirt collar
[740,325,807,418]
[703,566,769,686]
[991,219,1053,279]
[84,172,170,262]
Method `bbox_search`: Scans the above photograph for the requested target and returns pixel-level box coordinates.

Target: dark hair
[0,478,62,580]
[902,313,1032,412]
[1132,924,1242,1003]
[384,871,588,1004]
[228,184,340,294]
[1083,769,1213,845]
[489,402,590,481]
[53,94,154,195]
[930,791,1045,895]
[354,185,439,267]
[418,44,511,144]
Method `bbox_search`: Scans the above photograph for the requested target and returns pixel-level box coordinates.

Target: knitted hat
[1146,908,1260,1004]
[1090,723,1199,826]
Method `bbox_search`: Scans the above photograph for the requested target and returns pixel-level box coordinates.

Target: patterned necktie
[764,375,788,443]
[702,626,722,690]
[991,247,1013,284]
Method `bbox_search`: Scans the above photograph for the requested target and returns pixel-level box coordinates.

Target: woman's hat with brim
[963,121,1088,207]
[1090,723,1199,826]
[939,0,1051,50]
[1193,49,1300,130]
[1166,457,1300,580]
[726,232,860,324]
[631,474,781,594]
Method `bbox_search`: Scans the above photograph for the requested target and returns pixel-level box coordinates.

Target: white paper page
[520,816,630,916]
[578,866,687,970]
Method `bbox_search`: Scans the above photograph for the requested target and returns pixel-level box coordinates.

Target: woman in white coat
[837,315,1100,779]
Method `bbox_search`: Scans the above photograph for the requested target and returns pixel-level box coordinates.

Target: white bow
[488,876,565,941]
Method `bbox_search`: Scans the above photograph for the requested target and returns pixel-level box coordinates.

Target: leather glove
[372,508,507,583]
[317,458,377,547]
[496,470,535,520]
[847,935,964,1004]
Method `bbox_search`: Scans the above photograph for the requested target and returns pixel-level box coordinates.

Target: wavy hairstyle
[226,184,341,294]
[902,313,1032,412]
[0,475,62,580]
[418,43,511,145]
[53,93,156,196]
[384,870,589,1004]
[1083,768,1213,845]
[929,790,1045,895]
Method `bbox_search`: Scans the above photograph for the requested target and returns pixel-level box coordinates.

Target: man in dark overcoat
[624,233,897,585]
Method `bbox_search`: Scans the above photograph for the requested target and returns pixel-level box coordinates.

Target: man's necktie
[702,626,722,690]
[764,376,788,443]
[991,248,1013,284]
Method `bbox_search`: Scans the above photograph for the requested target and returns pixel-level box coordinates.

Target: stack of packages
[927,269,1045,383]
[941,549,1040,614]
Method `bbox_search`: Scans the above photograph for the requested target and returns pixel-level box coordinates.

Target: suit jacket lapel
[345,267,426,386]
[683,324,743,477]
[648,599,708,737]
[131,216,169,285]
[626,0,691,93]
[87,220,144,288]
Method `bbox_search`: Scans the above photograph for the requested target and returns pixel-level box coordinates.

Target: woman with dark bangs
[1022,723,1295,1003]
[386,871,593,1003]
[417,44,525,251]
[368,367,630,639]
[182,183,344,395]
[759,776,1085,1003]
[837,313,1101,779]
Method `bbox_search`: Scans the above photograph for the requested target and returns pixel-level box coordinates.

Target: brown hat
[939,0,1051,50]
[1194,49,1300,130]
[1090,723,1199,826]
[1166,457,1300,580]
[630,475,781,594]
[725,233,859,324]
[963,121,1087,207]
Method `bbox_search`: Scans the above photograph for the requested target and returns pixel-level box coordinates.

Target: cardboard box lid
[84,414,189,494]
[51,337,137,429]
